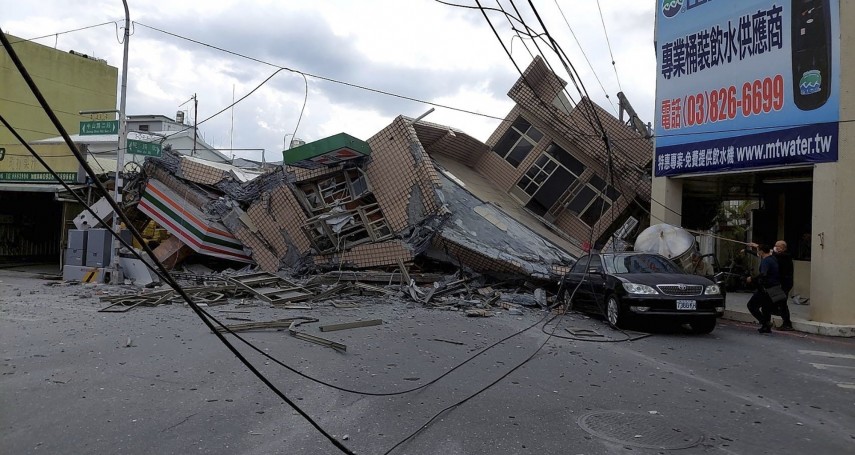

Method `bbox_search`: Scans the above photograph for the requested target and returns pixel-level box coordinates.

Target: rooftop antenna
[179,94,198,156]
[229,84,235,163]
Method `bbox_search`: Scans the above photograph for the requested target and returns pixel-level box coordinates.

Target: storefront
[651,0,853,325]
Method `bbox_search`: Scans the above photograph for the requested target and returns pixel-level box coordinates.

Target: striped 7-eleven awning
[138,179,253,263]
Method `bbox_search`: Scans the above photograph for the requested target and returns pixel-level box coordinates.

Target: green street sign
[80,120,119,135]
[127,139,162,157]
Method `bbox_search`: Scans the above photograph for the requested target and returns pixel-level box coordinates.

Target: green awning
[283,133,371,169]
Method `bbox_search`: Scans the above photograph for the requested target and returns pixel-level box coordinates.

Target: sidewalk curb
[723,309,855,338]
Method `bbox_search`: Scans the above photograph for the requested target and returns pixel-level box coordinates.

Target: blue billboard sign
[654,0,839,177]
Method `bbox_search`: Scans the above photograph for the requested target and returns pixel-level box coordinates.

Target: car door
[567,254,604,312]
[564,255,591,308]
[583,255,608,312]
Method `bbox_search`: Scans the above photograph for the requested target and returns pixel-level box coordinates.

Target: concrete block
[62,265,107,283]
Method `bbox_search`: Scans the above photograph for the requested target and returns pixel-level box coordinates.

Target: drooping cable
[133,21,507,122]
[0,28,355,455]
[7,21,120,45]
[552,0,618,114]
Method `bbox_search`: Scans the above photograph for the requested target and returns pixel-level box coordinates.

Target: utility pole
[109,0,130,284]
[180,94,198,157]
[617,92,652,139]
[193,93,197,157]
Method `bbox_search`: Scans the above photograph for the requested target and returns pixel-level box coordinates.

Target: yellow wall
[0,33,118,146]
[0,143,79,182]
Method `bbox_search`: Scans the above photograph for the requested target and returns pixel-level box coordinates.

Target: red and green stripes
[139,179,253,263]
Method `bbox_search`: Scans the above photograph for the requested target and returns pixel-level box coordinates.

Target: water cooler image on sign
[792,0,832,111]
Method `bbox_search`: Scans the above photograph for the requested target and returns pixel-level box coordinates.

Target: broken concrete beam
[318,319,383,332]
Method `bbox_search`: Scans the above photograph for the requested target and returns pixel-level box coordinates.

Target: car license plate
[676,300,697,310]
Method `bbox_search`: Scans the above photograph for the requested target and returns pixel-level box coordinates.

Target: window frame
[492,116,543,167]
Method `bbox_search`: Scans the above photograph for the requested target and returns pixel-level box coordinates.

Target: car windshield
[603,254,685,274]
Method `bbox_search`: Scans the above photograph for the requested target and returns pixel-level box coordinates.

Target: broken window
[492,116,543,167]
[566,174,621,227]
[296,170,392,254]
[296,169,370,214]
[510,143,584,217]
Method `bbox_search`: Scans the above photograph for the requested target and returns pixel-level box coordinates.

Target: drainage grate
[578,411,703,450]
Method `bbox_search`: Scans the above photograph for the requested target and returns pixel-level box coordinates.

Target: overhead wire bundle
[1,3,672,450]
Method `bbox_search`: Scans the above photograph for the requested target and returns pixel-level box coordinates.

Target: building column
[809,0,855,326]
[650,176,683,226]
[810,159,855,325]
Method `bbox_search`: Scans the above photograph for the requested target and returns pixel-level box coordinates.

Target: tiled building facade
[458,57,652,249]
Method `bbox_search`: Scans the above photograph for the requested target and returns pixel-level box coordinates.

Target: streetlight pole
[110,0,130,284]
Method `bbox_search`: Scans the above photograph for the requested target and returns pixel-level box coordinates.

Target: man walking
[774,240,794,330]
[746,244,780,334]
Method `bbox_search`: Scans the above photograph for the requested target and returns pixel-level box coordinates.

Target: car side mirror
[588,268,604,276]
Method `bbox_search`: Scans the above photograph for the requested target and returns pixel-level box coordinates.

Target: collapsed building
[119,57,652,283]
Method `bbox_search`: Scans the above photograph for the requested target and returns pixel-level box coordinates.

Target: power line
[133,21,508,122]
[0,28,355,455]
[552,0,617,115]
[594,0,623,93]
[6,21,120,45]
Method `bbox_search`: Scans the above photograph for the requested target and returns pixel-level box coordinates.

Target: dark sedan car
[558,252,726,333]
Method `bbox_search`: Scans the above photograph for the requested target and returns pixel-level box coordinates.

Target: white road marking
[798,350,855,361]
[836,383,855,390]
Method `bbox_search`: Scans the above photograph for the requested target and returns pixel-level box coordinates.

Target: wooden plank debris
[307,270,445,285]
[318,319,382,332]
[214,317,317,333]
[288,320,346,352]
[228,272,313,305]
[99,284,240,311]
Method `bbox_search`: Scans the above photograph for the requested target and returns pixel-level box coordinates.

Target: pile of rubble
[115,118,574,286]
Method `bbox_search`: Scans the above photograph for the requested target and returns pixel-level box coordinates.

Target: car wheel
[605,295,624,328]
[689,317,717,334]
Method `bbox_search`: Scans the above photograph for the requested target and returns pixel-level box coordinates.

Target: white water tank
[633,223,697,269]
[289,138,305,149]
[175,111,185,124]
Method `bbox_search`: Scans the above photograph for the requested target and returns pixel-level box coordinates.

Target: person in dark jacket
[774,240,794,330]
[746,244,780,333]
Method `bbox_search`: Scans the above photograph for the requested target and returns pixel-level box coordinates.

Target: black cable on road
[0,27,355,455]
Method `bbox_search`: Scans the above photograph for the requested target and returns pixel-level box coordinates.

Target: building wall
[0,33,118,146]
[365,116,444,233]
[809,0,855,325]
[472,57,652,248]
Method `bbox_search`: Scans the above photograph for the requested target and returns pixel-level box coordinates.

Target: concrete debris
[121,113,575,283]
[465,309,492,317]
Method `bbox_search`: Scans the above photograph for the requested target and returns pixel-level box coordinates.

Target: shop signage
[654,0,839,176]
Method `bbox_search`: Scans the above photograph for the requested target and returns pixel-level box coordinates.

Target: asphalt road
[1,268,854,455]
